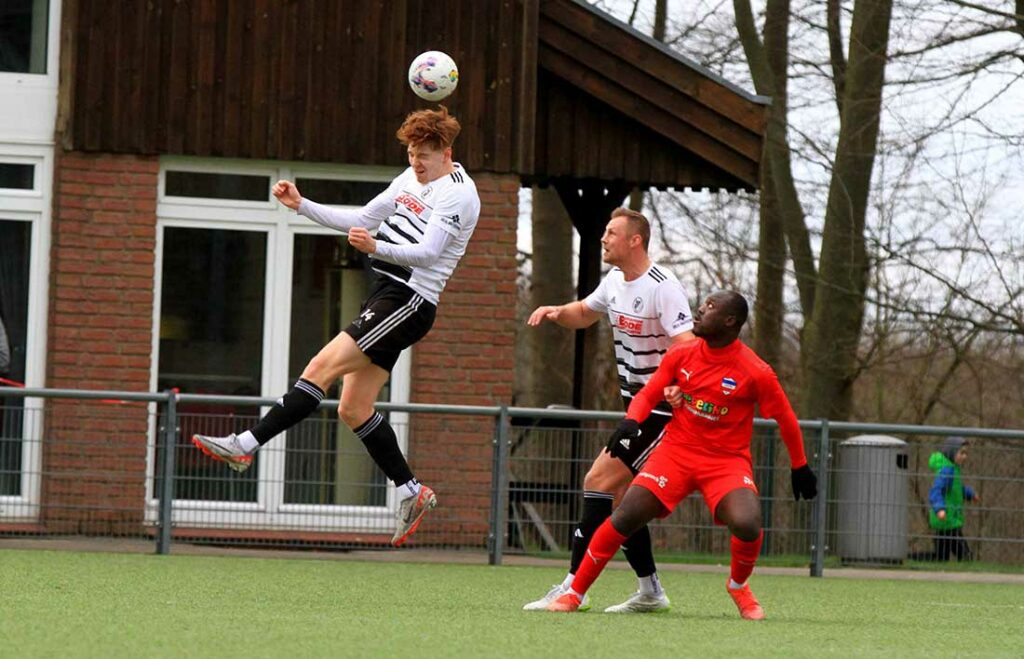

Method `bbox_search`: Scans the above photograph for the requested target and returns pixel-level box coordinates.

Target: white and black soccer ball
[408,51,459,102]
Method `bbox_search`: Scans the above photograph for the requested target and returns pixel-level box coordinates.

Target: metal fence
[2,387,1022,574]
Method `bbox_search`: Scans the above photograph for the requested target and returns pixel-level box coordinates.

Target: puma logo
[680,368,692,381]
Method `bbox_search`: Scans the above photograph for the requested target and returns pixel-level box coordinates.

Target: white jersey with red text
[583,263,693,415]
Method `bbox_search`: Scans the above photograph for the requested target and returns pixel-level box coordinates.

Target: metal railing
[1,387,1021,575]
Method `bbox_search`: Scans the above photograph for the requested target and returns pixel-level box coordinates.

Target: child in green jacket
[927,436,980,561]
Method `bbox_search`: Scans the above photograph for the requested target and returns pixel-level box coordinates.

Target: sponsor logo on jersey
[619,437,631,450]
[395,192,426,215]
[616,314,644,333]
[449,214,460,226]
[743,476,755,487]
[672,312,689,328]
[721,377,737,395]
[680,367,692,381]
[638,471,669,489]
[632,296,644,313]
[421,186,432,198]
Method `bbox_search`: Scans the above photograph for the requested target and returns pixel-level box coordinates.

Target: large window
[153,159,401,530]
[0,145,51,519]
[0,0,49,74]
[0,219,31,495]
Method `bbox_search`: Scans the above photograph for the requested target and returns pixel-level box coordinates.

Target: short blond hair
[396,105,461,150]
[610,207,650,251]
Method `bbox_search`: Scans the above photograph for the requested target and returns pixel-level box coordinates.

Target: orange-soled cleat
[191,434,253,473]
[546,592,584,613]
[391,485,438,547]
[726,580,766,620]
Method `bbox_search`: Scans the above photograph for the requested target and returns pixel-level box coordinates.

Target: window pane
[283,234,388,506]
[0,0,48,74]
[165,171,270,202]
[0,219,31,496]
[294,178,388,207]
[157,227,267,502]
[0,163,34,190]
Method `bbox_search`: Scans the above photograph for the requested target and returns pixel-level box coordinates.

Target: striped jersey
[583,263,693,415]
[300,164,479,305]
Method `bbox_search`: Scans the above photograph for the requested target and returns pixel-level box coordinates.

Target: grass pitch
[2,549,1021,658]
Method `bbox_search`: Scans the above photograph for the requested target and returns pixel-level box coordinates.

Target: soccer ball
[408,51,459,102]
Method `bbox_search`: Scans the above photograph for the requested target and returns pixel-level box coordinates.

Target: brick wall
[42,152,159,534]
[407,173,519,547]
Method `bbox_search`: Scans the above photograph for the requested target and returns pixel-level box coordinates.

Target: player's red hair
[396,105,461,150]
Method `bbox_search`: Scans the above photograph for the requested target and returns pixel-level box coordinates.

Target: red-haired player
[547,290,818,619]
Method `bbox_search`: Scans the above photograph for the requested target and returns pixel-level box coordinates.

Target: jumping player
[546,291,817,619]
[192,106,480,547]
[523,207,694,613]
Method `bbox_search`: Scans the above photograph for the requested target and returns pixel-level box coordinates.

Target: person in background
[926,436,980,561]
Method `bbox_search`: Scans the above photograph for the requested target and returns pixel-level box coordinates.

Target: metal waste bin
[836,435,909,563]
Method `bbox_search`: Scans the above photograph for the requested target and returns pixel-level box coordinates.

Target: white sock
[638,573,663,595]
[561,573,575,590]
[397,479,421,501]
[236,431,259,454]
[728,579,745,590]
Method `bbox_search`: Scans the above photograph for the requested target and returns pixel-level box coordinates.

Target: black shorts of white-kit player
[345,278,437,372]
[605,395,672,474]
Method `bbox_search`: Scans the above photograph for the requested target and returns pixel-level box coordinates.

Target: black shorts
[605,396,671,474]
[344,279,437,372]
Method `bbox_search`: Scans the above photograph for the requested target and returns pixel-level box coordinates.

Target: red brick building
[0,0,765,546]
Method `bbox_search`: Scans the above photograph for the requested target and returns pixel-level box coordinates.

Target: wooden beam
[540,46,760,187]
[539,18,763,162]
[515,0,539,175]
[542,0,767,133]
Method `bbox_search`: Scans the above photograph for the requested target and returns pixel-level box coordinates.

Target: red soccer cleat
[726,580,766,620]
[546,592,584,612]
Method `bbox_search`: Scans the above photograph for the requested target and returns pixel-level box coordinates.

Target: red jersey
[626,338,807,467]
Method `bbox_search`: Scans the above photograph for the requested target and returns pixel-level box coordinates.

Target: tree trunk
[754,156,786,371]
[522,185,575,408]
[800,0,894,420]
[734,0,818,320]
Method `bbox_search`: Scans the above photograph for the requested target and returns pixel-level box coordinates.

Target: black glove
[791,464,818,501]
[605,419,641,460]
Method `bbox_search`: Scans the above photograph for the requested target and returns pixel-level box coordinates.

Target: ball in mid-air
[408,51,459,101]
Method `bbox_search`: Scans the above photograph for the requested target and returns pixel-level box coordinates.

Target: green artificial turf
[1,549,1021,658]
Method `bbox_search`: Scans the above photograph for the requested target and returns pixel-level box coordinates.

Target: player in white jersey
[192,107,480,547]
[524,207,694,613]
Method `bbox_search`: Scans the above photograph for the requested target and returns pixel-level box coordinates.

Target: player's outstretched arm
[756,370,818,500]
[526,301,601,329]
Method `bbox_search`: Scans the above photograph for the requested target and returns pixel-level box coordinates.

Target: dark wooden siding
[65,0,765,190]
[534,0,766,191]
[68,0,532,173]
[531,70,747,191]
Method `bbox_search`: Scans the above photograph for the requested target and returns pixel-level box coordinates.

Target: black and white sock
[622,524,658,580]
[249,378,325,445]
[569,491,615,575]
[353,411,415,488]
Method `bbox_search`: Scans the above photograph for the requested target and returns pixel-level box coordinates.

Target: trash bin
[836,435,909,563]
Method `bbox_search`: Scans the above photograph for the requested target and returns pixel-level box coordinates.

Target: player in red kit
[547,290,818,619]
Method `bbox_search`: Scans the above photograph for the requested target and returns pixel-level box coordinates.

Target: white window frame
[146,157,407,532]
[0,143,53,520]
[0,0,62,145]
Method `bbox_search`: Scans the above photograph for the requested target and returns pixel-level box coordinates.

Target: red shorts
[632,446,757,525]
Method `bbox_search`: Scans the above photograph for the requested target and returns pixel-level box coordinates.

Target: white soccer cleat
[191,433,253,473]
[391,485,438,546]
[603,591,671,613]
[523,583,591,611]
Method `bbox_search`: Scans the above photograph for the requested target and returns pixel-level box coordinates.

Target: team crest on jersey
[721,377,737,395]
[632,296,644,313]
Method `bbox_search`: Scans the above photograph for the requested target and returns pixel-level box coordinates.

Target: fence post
[810,419,831,577]
[488,406,510,566]
[156,390,178,555]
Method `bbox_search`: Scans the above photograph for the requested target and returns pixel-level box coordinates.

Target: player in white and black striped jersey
[524,207,694,613]
[191,107,480,547]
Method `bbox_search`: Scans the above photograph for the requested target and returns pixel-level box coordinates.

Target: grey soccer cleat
[523,583,591,611]
[391,485,438,547]
[603,591,672,613]
[191,433,253,473]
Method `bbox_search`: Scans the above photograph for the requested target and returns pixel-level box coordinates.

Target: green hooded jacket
[928,451,964,530]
